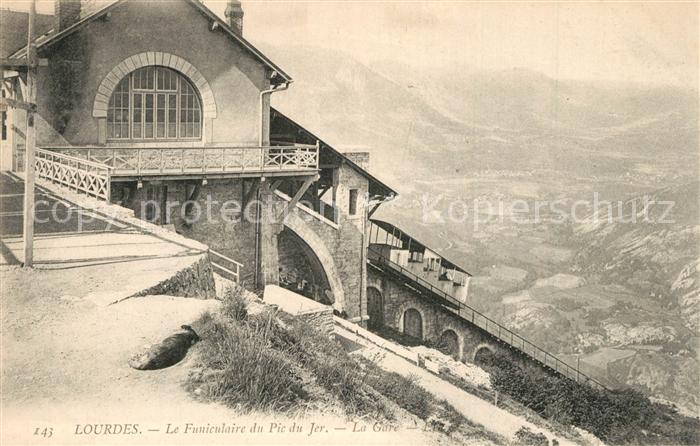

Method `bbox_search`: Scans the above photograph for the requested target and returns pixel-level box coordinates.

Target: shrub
[186,310,306,412]
[478,350,700,445]
[221,285,248,321]
[514,427,548,446]
[366,371,433,420]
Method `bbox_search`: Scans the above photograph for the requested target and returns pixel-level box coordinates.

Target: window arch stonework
[93,52,217,124]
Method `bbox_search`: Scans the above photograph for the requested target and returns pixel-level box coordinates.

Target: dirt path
[1,267,460,445]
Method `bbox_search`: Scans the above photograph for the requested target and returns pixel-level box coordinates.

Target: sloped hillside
[574,181,700,331]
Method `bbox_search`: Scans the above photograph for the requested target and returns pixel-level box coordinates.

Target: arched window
[107,66,202,140]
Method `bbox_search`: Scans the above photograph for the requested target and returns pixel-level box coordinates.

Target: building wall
[368,267,504,364]
[280,163,370,322]
[35,0,271,147]
[113,162,370,322]
[368,267,577,388]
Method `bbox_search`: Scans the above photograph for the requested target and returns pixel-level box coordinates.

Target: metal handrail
[367,245,608,391]
[209,249,242,283]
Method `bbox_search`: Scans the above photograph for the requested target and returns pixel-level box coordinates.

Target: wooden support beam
[242,178,260,208]
[278,175,317,220]
[0,97,36,112]
[0,58,46,70]
[318,185,331,199]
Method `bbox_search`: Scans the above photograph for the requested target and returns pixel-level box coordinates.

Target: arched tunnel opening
[473,344,497,366]
[438,329,460,360]
[367,287,384,330]
[278,227,333,305]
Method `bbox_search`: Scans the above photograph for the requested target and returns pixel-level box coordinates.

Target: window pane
[156,94,166,137]
[107,77,129,139]
[167,94,177,138]
[146,67,154,90]
[157,68,164,90]
[144,94,154,138]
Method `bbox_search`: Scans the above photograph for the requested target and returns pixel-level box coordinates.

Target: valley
[262,43,699,413]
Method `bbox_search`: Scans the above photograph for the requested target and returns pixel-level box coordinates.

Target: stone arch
[366,274,383,295]
[282,212,345,313]
[367,286,384,330]
[278,228,333,304]
[438,329,461,360]
[401,308,424,340]
[472,343,496,364]
[93,52,217,119]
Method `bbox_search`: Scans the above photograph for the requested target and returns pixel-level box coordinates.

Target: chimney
[343,152,370,170]
[225,0,244,35]
[55,0,81,32]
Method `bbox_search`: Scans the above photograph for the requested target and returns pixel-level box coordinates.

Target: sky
[6,0,699,88]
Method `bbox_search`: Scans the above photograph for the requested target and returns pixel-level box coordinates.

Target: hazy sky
[8,0,699,88]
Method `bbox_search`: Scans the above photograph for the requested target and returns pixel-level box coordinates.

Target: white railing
[209,249,243,283]
[46,143,319,177]
[35,149,111,201]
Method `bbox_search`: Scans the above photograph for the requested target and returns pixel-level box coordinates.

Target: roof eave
[12,0,293,83]
[271,107,398,198]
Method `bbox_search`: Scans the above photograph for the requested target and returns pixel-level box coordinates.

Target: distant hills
[265,45,698,188]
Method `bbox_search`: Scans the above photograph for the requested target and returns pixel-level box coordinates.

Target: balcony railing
[44,143,319,177]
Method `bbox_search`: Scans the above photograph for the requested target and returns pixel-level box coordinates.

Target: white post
[22,0,37,267]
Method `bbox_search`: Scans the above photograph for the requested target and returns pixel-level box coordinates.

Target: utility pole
[22,0,37,267]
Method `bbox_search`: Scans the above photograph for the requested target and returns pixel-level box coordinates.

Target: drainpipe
[259,77,290,146]
[254,76,289,288]
[254,183,262,289]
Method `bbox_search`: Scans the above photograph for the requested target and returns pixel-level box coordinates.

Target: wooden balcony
[43,143,319,180]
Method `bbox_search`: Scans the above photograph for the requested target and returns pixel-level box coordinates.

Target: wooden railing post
[316,141,320,168]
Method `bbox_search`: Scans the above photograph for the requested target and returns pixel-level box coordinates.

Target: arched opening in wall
[438,329,460,360]
[367,287,384,331]
[106,66,202,141]
[402,308,423,340]
[473,344,496,366]
[278,227,333,305]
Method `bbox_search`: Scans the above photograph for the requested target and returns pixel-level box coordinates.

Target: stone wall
[368,267,584,390]
[368,267,505,364]
[131,254,216,299]
[115,163,370,323]
[297,307,335,337]
[277,162,369,323]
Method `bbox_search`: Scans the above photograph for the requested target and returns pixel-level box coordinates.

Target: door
[403,308,423,340]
